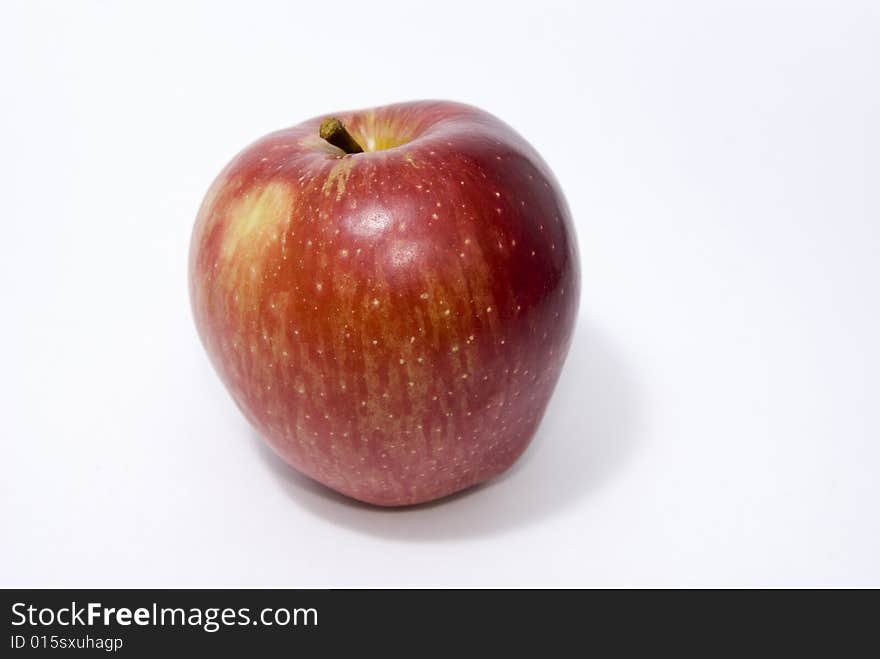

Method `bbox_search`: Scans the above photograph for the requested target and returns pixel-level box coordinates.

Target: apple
[189,100,579,506]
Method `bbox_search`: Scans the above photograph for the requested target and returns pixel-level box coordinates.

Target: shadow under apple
[252,318,642,540]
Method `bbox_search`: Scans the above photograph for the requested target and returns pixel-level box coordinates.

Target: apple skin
[189,100,579,506]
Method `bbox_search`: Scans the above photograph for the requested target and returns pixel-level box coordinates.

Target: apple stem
[319,117,364,154]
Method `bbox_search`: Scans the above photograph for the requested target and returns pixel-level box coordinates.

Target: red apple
[189,100,579,506]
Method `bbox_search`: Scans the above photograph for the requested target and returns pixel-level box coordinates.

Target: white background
[2,0,878,587]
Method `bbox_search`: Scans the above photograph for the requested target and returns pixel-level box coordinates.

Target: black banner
[1,588,872,655]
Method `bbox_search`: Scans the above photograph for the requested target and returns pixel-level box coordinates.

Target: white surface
[2,0,878,587]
